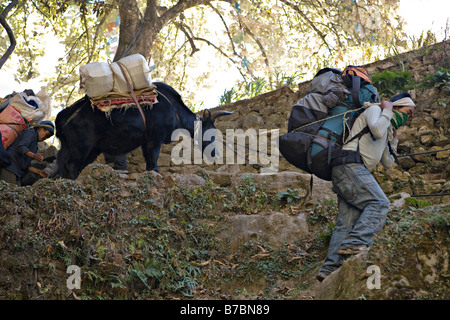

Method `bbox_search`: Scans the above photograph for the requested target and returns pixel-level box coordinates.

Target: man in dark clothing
[0,132,11,168]
[0,120,54,185]
[21,142,59,186]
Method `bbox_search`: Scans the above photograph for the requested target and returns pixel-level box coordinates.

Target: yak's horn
[211,110,233,121]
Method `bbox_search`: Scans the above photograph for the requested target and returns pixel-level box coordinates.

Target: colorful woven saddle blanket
[90,85,158,114]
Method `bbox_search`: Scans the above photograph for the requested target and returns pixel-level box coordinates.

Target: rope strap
[116,61,147,128]
[290,104,368,134]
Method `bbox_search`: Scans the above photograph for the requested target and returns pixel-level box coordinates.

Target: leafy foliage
[277,188,301,204]
[219,77,267,104]
[371,69,415,98]
[219,70,303,104]
[421,67,450,94]
[1,0,413,108]
[405,197,432,209]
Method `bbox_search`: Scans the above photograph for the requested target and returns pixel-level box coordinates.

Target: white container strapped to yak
[79,54,158,123]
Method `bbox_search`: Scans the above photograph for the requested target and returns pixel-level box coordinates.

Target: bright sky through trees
[0,0,448,113]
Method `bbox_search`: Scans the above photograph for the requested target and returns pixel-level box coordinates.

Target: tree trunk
[114,0,152,61]
[113,0,217,62]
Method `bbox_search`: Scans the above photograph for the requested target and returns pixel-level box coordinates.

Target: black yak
[55,82,231,179]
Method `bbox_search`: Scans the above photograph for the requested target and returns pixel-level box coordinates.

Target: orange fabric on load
[0,105,28,149]
[342,66,372,84]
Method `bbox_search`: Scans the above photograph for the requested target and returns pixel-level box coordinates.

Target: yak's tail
[56,137,70,178]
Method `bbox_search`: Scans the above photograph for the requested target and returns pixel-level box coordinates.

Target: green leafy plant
[405,197,431,208]
[219,71,304,105]
[234,174,273,212]
[318,221,336,243]
[219,88,238,105]
[243,77,267,98]
[277,188,301,204]
[219,78,267,105]
[306,199,337,226]
[273,70,305,89]
[371,69,415,98]
[421,67,450,94]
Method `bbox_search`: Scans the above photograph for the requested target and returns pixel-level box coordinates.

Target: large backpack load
[0,89,50,151]
[0,105,28,150]
[279,66,379,181]
[8,92,48,124]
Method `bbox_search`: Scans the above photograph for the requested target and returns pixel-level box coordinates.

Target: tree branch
[144,0,159,25]
[0,0,17,18]
[280,0,332,54]
[208,3,243,61]
[164,39,189,82]
[238,18,270,67]
[86,13,108,63]
[158,0,213,29]
[0,0,18,69]
[192,36,247,81]
[173,21,200,56]
[114,0,143,61]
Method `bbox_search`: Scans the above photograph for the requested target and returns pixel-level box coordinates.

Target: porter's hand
[39,170,50,178]
[34,153,44,162]
[380,100,393,111]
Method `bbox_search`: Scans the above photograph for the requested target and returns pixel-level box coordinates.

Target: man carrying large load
[316,92,416,281]
[0,120,55,186]
[279,66,379,181]
[0,88,51,172]
[278,66,416,281]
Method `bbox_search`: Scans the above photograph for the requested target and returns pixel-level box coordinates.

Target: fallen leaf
[57,240,67,249]
[288,256,303,263]
[191,259,211,267]
[72,291,81,300]
[213,259,226,266]
[251,253,270,259]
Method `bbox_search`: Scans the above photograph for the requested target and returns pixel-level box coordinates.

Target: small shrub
[420,67,450,94]
[277,188,301,205]
[405,197,432,208]
[371,69,415,98]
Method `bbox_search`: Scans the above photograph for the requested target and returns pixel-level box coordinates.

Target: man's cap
[37,120,55,136]
[390,92,416,108]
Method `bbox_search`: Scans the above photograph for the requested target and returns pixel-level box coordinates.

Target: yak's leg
[84,147,102,168]
[141,141,162,172]
[64,145,100,179]
[66,159,84,180]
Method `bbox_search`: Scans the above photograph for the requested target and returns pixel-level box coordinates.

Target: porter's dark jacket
[5,128,38,178]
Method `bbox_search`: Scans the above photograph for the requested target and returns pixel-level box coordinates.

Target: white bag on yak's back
[112,54,152,92]
[79,61,114,97]
[79,54,152,97]
[110,62,132,93]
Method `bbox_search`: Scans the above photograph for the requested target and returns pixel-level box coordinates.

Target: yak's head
[196,109,233,162]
